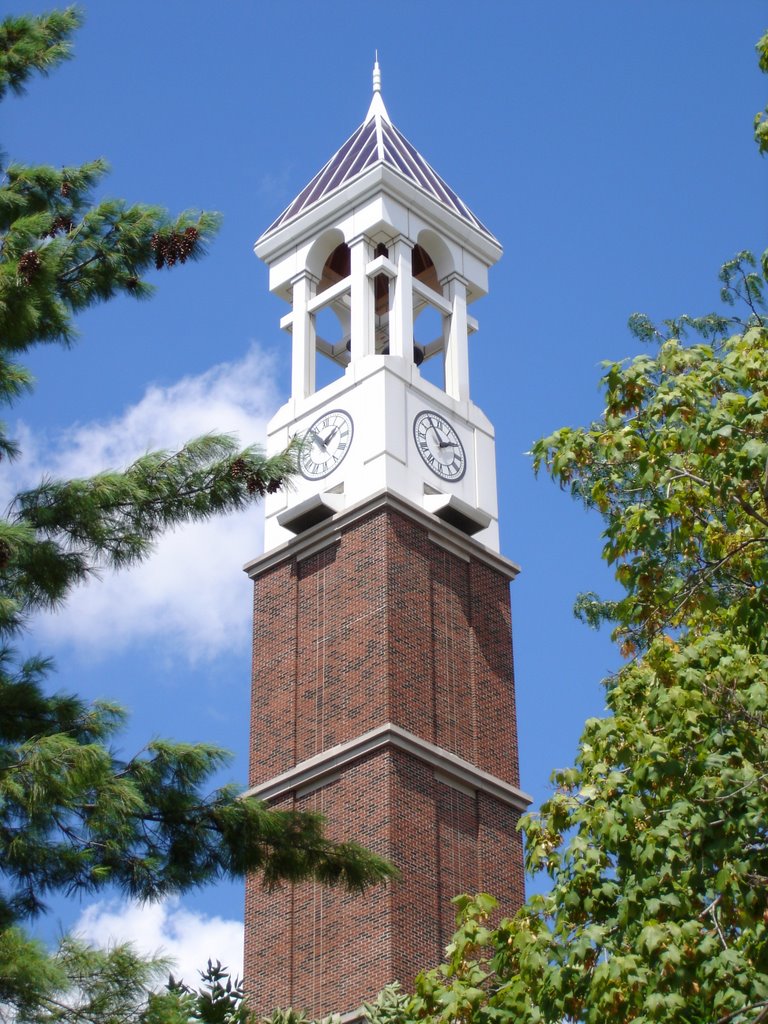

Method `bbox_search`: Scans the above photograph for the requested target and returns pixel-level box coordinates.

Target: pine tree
[0,8,394,1013]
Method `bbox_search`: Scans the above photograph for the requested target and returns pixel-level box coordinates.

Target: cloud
[73,897,244,987]
[9,344,283,662]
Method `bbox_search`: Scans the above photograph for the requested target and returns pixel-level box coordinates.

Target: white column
[389,235,414,359]
[349,234,375,361]
[442,273,470,401]
[290,271,318,400]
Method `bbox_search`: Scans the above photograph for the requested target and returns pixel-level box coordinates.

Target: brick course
[245,507,523,1018]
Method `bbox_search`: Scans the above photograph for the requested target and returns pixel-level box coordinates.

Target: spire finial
[365,53,390,123]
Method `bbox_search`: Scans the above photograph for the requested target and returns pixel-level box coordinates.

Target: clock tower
[243,62,530,1019]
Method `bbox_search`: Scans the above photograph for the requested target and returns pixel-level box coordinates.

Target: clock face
[413,410,467,482]
[298,409,354,480]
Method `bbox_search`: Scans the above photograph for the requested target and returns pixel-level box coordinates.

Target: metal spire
[366,53,389,123]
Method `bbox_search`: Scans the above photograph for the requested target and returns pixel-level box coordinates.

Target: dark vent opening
[434,504,485,536]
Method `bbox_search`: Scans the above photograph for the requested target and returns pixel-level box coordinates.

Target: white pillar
[389,235,414,359]
[290,272,317,400]
[349,234,375,361]
[442,273,470,401]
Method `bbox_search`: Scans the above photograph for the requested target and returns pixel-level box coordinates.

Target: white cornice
[243,722,532,812]
[243,489,520,580]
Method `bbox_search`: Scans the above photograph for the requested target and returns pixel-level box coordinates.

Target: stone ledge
[243,722,532,812]
[244,489,520,580]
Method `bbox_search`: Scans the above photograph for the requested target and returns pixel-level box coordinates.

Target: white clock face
[298,409,354,480]
[413,410,467,482]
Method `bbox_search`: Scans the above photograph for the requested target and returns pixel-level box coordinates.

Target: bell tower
[243,62,530,1019]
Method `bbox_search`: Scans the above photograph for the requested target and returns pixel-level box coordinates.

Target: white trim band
[243,723,532,812]
[244,489,520,580]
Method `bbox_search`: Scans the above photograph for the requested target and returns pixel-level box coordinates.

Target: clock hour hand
[309,429,327,449]
[438,440,460,448]
[322,424,339,445]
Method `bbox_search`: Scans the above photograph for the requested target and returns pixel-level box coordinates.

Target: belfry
[243,62,530,1018]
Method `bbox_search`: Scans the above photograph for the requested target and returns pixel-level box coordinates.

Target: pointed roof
[259,61,498,246]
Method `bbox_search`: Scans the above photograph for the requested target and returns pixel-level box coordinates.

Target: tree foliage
[5,951,343,1024]
[4,931,170,1024]
[385,290,768,1024]
[0,6,78,100]
[754,31,768,155]
[380,31,768,1024]
[0,8,394,1014]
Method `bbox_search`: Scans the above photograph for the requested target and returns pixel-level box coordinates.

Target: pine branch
[0,8,81,101]
[0,438,297,623]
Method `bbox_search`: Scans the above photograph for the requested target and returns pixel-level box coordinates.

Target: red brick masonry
[244,505,525,1018]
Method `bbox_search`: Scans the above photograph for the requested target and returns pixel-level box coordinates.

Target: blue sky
[5,0,767,981]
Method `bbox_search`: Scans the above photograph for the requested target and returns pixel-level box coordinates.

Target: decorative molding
[440,270,470,289]
[290,269,320,287]
[294,530,341,565]
[296,769,342,799]
[365,254,397,280]
[242,722,532,812]
[339,1009,364,1024]
[434,770,475,799]
[427,529,470,562]
[245,489,520,580]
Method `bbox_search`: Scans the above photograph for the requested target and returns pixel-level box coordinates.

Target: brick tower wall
[249,508,520,788]
[244,506,524,1018]
[244,749,524,1016]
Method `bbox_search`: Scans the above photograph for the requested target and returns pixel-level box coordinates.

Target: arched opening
[306,229,346,282]
[412,242,445,384]
[317,242,350,293]
[412,243,440,293]
[416,229,453,282]
[374,242,390,352]
[315,241,351,389]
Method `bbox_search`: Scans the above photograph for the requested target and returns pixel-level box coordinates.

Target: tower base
[243,496,529,1018]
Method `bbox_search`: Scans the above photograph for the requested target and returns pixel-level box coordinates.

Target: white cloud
[73,897,244,987]
[9,344,283,661]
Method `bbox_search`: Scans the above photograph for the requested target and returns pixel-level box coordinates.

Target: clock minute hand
[323,425,339,445]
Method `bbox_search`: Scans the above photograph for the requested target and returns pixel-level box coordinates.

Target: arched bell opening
[412,243,441,294]
[373,242,390,353]
[412,243,445,384]
[306,230,346,284]
[317,241,351,293]
[315,242,351,389]
[415,229,454,284]
[366,241,425,365]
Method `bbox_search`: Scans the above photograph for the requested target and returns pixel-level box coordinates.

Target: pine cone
[150,227,200,270]
[126,276,139,291]
[230,458,247,479]
[0,540,12,569]
[60,180,72,197]
[18,250,42,285]
[177,226,199,262]
[47,215,74,237]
